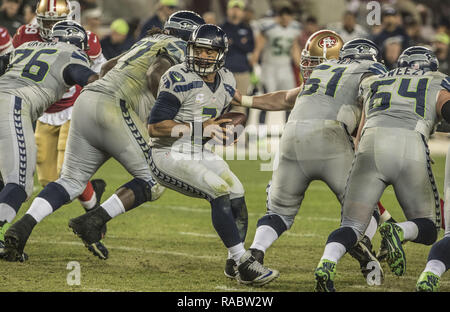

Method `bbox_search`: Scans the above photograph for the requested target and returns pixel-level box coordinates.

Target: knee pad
[412,218,438,246]
[327,227,358,251]
[257,213,288,236]
[0,183,27,212]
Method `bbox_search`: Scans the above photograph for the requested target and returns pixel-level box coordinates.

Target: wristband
[241,96,254,108]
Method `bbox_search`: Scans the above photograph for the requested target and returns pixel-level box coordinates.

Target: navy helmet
[186,24,228,76]
[164,10,205,41]
[51,20,88,51]
[339,38,382,62]
[397,46,439,72]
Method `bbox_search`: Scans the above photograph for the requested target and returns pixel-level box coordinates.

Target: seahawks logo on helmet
[397,46,439,72]
[51,20,89,51]
[164,10,205,41]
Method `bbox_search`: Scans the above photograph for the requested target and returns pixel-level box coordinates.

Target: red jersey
[0,26,13,54]
[13,24,102,114]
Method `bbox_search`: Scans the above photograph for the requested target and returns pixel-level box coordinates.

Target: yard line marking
[28,240,221,261]
[179,232,217,238]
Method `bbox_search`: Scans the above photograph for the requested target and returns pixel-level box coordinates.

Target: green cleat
[416,272,440,292]
[314,259,336,292]
[0,221,11,258]
[379,222,406,276]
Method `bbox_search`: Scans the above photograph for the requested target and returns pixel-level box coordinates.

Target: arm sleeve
[63,64,97,87]
[148,91,182,124]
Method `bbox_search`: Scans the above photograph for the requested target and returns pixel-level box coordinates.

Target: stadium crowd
[1,0,448,81]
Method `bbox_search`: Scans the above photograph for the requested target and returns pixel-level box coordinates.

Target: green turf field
[1,154,448,292]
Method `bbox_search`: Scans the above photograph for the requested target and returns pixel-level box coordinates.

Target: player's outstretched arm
[231,87,302,111]
[146,55,174,98]
[99,52,126,77]
[63,64,99,87]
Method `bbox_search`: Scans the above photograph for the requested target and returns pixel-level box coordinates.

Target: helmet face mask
[36,0,71,41]
[300,30,343,81]
[185,24,228,76]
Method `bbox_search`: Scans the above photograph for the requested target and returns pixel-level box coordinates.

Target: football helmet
[339,38,382,62]
[397,46,439,72]
[36,0,72,41]
[51,20,88,51]
[300,30,344,80]
[164,10,205,41]
[186,24,228,76]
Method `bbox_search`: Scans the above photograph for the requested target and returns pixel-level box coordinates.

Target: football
[217,112,248,128]
[217,112,247,145]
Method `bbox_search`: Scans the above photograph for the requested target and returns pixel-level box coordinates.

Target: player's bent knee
[412,218,438,245]
[203,171,231,198]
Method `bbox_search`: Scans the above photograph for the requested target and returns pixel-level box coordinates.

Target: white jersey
[151,63,236,151]
[259,18,301,66]
[0,41,91,122]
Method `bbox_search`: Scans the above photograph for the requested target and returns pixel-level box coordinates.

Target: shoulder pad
[368,62,387,75]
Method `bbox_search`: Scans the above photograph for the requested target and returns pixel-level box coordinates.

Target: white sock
[79,193,97,210]
[424,260,447,277]
[27,197,53,223]
[250,225,279,253]
[0,204,17,223]
[321,242,347,263]
[397,221,419,241]
[364,216,378,240]
[228,242,245,263]
[102,194,125,219]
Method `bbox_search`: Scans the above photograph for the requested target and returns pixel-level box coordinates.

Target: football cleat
[0,220,11,258]
[416,271,440,292]
[69,208,110,260]
[379,222,406,276]
[376,216,398,262]
[224,259,238,279]
[315,259,337,292]
[237,250,279,286]
[3,216,34,262]
[249,248,265,264]
[348,235,384,286]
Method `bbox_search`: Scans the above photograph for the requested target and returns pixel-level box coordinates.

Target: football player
[417,124,450,292]
[0,27,13,56]
[239,33,389,287]
[0,27,12,191]
[315,46,448,292]
[3,11,206,261]
[12,0,107,212]
[0,21,99,260]
[144,24,286,286]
